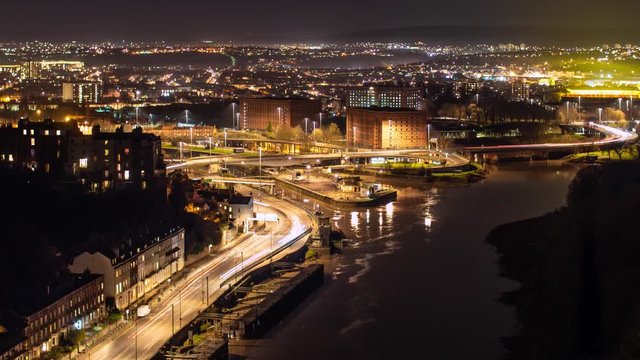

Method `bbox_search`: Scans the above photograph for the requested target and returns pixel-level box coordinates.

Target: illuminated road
[464,123,637,153]
[167,149,467,171]
[82,195,312,360]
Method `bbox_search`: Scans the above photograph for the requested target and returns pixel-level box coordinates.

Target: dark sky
[2,0,639,42]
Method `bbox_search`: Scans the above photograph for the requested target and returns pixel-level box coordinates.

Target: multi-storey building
[68,227,185,310]
[0,119,166,193]
[346,86,423,110]
[346,107,429,149]
[239,97,321,130]
[0,274,105,360]
[62,82,102,104]
[67,125,166,192]
[511,81,531,102]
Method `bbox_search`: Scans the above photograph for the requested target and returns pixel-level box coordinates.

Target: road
[83,194,313,360]
[464,123,637,153]
[167,149,468,171]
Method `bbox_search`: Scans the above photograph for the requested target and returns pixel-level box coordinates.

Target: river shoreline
[232,161,580,360]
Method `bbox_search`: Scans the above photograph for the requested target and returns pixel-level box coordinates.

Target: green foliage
[107,311,122,323]
[40,346,66,360]
[305,249,318,261]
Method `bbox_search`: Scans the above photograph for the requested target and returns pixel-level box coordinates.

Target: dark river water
[236,161,579,360]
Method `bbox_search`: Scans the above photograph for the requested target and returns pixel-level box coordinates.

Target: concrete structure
[0,274,105,360]
[346,107,429,149]
[62,82,102,104]
[346,86,423,109]
[69,228,185,310]
[239,97,321,130]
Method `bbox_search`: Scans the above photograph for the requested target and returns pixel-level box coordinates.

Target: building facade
[0,275,105,360]
[68,228,185,310]
[239,97,321,130]
[0,119,166,193]
[346,107,429,149]
[62,82,102,104]
[346,86,423,110]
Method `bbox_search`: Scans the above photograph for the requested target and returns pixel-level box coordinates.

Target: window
[30,138,35,146]
[104,149,109,156]
[56,130,61,136]
[44,130,49,136]
[79,158,88,168]
[124,170,130,180]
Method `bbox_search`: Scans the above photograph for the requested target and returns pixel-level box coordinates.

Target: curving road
[82,194,313,360]
[464,123,637,153]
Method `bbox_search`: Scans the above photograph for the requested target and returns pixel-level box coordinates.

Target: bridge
[166,149,467,171]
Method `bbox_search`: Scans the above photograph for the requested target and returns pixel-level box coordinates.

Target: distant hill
[329,25,639,46]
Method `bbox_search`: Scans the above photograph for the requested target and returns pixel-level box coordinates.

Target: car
[137,304,151,318]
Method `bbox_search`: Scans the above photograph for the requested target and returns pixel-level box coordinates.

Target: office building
[239,97,321,130]
[511,81,531,101]
[346,86,423,110]
[68,227,185,310]
[62,82,102,104]
[346,107,429,149]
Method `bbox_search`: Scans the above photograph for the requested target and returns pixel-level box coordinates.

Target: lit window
[22,129,27,135]
[124,170,130,180]
[30,138,35,146]
[104,149,109,156]
[44,130,49,136]
[56,130,61,136]
[124,148,130,155]
[79,158,88,169]
[30,129,34,135]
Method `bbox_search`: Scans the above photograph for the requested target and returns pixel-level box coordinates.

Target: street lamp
[258,147,262,193]
[618,98,623,111]
[427,124,431,151]
[319,112,323,129]
[277,107,282,126]
[598,108,603,123]
[577,96,581,122]
[185,109,189,124]
[236,113,240,130]
[352,126,357,149]
[232,103,237,129]
[304,118,309,134]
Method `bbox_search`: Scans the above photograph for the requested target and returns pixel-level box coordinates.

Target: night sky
[2,0,639,42]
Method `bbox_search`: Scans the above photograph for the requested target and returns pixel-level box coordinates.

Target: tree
[275,124,302,140]
[311,128,323,140]
[64,329,86,352]
[323,123,343,142]
[266,122,273,133]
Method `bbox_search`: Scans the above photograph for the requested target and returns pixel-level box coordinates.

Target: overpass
[167,149,467,171]
[464,123,637,154]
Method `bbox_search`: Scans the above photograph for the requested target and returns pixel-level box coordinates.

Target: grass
[564,150,637,162]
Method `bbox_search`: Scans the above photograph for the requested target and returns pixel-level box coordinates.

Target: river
[234,161,579,360]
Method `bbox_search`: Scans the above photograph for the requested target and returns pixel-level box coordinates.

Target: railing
[219,227,312,289]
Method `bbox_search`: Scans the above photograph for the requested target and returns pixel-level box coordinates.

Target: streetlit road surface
[167,149,466,171]
[84,196,312,360]
[464,123,637,153]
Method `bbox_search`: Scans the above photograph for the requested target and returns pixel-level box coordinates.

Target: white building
[69,227,185,310]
